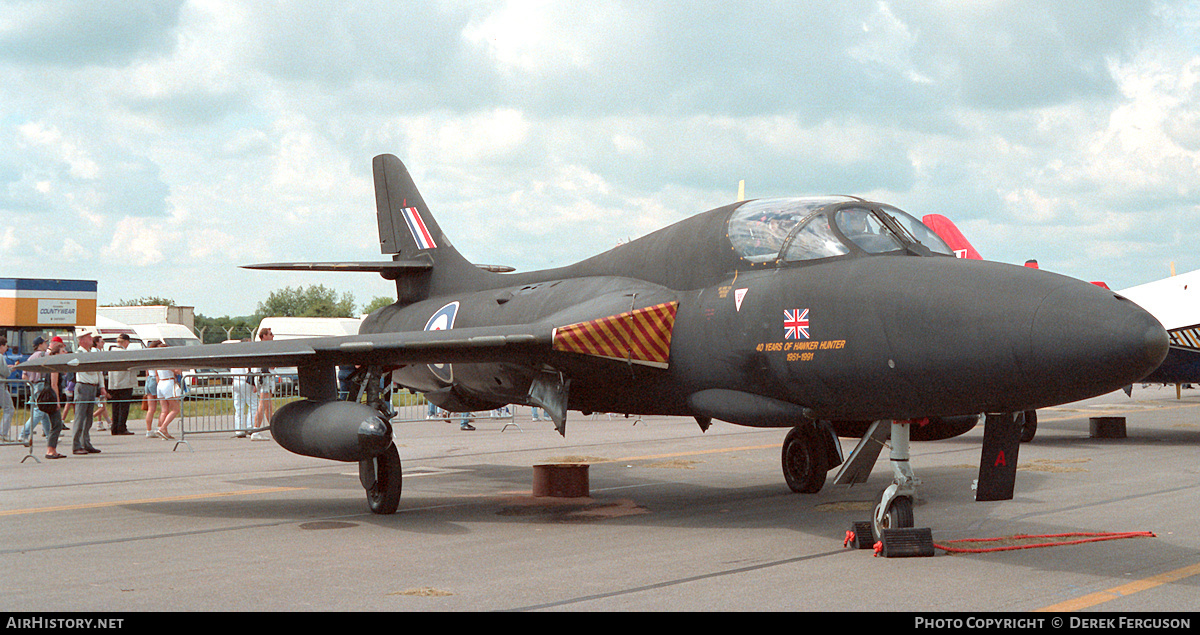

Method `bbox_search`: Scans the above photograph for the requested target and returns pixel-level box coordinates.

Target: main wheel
[365,444,403,515]
[782,425,827,493]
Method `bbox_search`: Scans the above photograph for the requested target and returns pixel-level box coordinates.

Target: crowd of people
[0,329,279,460]
[1,324,550,460]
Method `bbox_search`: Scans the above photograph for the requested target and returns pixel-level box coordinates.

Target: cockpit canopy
[726,197,954,264]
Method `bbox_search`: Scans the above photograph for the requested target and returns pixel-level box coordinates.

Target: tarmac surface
[2,385,1199,613]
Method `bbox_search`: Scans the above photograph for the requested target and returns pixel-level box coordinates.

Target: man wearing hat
[71,327,107,455]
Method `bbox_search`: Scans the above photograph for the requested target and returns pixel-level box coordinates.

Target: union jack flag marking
[784,308,810,340]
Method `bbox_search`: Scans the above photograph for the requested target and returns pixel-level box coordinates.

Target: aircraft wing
[16,324,555,374]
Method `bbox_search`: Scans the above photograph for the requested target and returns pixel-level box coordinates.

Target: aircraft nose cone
[1025,283,1168,396]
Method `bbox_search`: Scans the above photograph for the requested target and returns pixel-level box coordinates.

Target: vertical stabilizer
[922,214,982,260]
[372,154,487,301]
[374,154,445,257]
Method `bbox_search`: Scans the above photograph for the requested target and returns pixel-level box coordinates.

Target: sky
[3,0,1200,318]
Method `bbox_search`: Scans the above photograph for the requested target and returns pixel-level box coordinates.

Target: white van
[75,316,146,351]
[252,317,363,396]
[253,316,362,341]
[131,323,202,347]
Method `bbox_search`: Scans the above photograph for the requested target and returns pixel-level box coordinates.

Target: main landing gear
[361,443,403,514]
[781,421,843,494]
[782,425,825,493]
[1017,409,1037,442]
[354,365,403,515]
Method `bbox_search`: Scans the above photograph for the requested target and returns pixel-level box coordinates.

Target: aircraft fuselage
[370,254,1166,428]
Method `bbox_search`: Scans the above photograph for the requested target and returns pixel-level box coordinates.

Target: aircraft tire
[366,444,403,515]
[879,496,914,532]
[1018,410,1037,442]
[782,425,827,494]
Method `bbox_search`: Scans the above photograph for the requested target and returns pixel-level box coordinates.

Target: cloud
[0,0,185,67]
[1,0,1199,315]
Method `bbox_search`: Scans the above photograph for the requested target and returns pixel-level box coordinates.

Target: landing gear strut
[872,420,917,541]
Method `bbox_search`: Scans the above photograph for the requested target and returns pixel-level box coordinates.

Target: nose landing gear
[871,420,917,542]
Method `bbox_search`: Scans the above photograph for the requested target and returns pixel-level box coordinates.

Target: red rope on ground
[933,531,1156,553]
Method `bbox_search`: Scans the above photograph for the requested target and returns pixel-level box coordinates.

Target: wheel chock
[879,527,935,558]
[847,521,875,549]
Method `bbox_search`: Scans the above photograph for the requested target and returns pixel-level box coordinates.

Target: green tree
[362,295,394,315]
[115,296,177,306]
[195,314,255,344]
[255,285,356,320]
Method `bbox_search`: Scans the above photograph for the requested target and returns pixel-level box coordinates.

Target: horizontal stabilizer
[242,259,432,280]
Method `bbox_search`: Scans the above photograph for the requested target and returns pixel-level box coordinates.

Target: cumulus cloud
[0,0,1198,315]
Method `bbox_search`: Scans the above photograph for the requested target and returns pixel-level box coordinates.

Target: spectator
[251,328,275,441]
[38,340,68,459]
[143,340,163,437]
[106,333,137,435]
[20,337,50,442]
[153,350,182,440]
[231,354,257,438]
[0,337,14,442]
[71,328,106,455]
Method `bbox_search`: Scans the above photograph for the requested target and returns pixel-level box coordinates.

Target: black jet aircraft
[23,154,1168,537]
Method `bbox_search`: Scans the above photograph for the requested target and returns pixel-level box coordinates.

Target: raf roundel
[423,301,459,382]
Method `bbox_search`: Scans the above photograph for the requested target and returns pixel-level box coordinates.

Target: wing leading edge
[16,324,555,374]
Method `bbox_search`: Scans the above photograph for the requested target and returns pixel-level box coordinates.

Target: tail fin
[374,154,445,257]
[922,214,982,260]
[242,155,491,306]
[922,213,1111,288]
[372,154,487,301]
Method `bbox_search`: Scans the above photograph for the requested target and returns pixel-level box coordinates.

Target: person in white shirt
[106,334,138,436]
[71,328,108,455]
[231,354,257,438]
[154,357,182,440]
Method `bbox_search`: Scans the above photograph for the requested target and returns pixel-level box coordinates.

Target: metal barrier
[167,372,291,452]
[176,373,520,450]
[1,378,37,462]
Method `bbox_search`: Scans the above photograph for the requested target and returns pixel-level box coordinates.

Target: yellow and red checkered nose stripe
[553,302,678,366]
